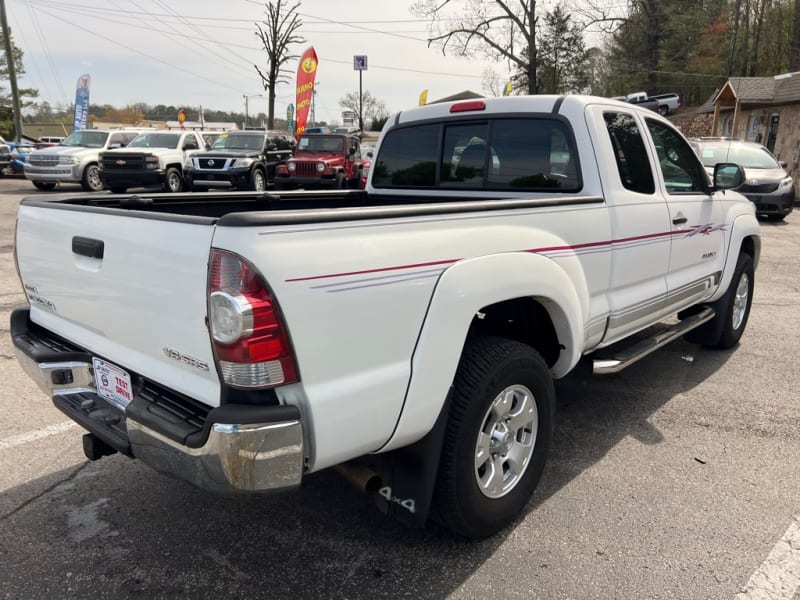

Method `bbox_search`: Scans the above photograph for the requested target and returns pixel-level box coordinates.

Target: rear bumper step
[11,307,304,494]
[592,308,715,374]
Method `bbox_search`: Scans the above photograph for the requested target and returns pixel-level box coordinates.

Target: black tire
[110,186,127,194]
[432,336,555,539]
[658,105,669,116]
[250,168,267,191]
[33,181,56,191]
[81,163,103,191]
[687,253,754,349]
[335,172,346,189]
[164,167,184,192]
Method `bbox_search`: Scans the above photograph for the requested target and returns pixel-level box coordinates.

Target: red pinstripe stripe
[285,228,696,283]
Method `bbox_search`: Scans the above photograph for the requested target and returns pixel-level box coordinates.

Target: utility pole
[354,55,368,132]
[0,0,24,142]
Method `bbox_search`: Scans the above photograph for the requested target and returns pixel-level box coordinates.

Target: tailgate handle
[72,236,104,259]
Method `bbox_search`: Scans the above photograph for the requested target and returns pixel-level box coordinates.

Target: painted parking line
[737,515,800,600]
[0,421,79,450]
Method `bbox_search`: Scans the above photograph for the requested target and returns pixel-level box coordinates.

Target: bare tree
[253,0,305,128]
[411,0,539,94]
[338,91,388,129]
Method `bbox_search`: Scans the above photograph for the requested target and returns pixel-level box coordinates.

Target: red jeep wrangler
[273,133,369,189]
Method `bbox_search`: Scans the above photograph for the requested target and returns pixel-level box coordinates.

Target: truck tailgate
[15,203,221,406]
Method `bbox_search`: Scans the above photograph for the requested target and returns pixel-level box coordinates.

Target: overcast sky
[7,0,512,126]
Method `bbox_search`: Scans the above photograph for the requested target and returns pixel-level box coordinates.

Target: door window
[645,119,707,194]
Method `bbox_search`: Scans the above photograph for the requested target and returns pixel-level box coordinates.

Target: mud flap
[365,387,453,528]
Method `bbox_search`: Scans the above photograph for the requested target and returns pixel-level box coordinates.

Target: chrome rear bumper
[11,307,304,494]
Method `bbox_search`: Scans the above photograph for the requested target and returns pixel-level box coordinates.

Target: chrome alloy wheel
[474,384,538,499]
[732,272,750,330]
[253,170,266,191]
[86,165,102,191]
[167,171,182,192]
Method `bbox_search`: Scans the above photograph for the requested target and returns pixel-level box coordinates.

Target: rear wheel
[33,181,56,191]
[81,163,103,191]
[658,105,669,116]
[250,168,267,191]
[164,167,183,192]
[432,336,555,539]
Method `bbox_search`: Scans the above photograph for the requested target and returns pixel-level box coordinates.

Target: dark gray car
[689,138,794,220]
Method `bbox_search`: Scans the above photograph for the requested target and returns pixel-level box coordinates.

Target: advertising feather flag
[72,74,91,131]
[295,47,319,138]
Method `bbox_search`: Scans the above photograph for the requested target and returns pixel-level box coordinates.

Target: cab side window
[108,133,126,148]
[603,112,655,194]
[371,124,438,187]
[645,119,707,194]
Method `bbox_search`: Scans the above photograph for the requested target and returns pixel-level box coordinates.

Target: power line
[29,4,249,92]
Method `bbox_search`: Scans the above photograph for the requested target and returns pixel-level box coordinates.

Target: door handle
[72,236,104,259]
[672,216,688,225]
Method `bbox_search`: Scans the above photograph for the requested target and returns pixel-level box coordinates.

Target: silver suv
[24,129,144,191]
[689,137,794,221]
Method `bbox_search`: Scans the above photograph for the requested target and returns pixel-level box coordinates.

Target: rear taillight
[208,249,298,388]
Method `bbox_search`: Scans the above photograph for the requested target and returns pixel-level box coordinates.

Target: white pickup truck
[11,95,760,539]
[99,130,206,193]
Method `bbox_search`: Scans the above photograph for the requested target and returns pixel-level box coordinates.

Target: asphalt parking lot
[0,175,798,599]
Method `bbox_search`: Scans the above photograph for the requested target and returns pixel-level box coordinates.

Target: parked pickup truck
[11,95,759,539]
[625,92,680,116]
[99,130,206,193]
[184,130,295,192]
[650,93,681,115]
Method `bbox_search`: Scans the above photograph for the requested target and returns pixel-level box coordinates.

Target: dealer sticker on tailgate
[92,358,133,411]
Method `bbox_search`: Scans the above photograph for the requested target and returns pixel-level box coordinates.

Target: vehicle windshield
[698,144,781,169]
[127,133,182,149]
[210,133,263,151]
[297,135,345,153]
[61,131,109,148]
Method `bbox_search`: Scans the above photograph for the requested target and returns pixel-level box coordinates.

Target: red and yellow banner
[295,47,319,138]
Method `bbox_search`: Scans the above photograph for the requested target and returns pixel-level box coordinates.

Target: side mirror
[366,151,373,158]
[713,163,745,190]
[779,160,787,168]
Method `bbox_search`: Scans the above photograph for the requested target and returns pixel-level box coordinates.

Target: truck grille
[28,155,60,167]
[293,161,319,177]
[198,157,229,170]
[102,154,146,170]
[740,182,779,193]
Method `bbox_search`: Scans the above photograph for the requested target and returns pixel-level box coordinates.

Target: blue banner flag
[72,74,91,131]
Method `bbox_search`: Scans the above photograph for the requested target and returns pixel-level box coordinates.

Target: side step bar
[593,308,715,374]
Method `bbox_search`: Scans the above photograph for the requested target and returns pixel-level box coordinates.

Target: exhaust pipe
[333,462,382,495]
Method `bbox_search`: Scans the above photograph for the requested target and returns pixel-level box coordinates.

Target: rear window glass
[372,118,580,192]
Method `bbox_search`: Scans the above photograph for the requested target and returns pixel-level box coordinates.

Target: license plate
[93,358,133,411]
